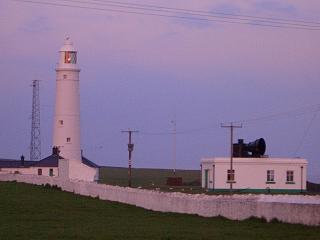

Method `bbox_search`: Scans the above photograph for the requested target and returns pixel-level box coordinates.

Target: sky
[0,0,320,182]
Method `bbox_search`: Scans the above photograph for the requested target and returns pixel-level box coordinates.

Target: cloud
[254,1,297,15]
[19,16,52,33]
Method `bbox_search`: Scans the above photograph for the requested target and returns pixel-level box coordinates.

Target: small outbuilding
[0,149,99,181]
[201,157,307,193]
[201,138,307,193]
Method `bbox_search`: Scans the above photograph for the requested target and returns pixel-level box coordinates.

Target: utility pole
[171,119,177,176]
[221,122,242,192]
[121,129,139,187]
[30,80,41,161]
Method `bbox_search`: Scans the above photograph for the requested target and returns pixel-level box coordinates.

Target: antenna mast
[171,118,177,176]
[30,80,41,161]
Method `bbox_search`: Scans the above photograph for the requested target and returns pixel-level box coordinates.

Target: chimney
[52,146,60,155]
[20,155,25,167]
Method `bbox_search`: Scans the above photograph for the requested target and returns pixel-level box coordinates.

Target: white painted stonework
[0,167,58,176]
[201,157,307,192]
[0,174,319,226]
[53,38,98,182]
[53,38,81,163]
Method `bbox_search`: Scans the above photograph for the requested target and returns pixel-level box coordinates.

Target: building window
[67,137,71,143]
[286,171,294,183]
[38,169,42,176]
[59,120,63,125]
[227,169,235,182]
[64,51,77,64]
[266,170,275,183]
[49,168,54,177]
[63,74,67,79]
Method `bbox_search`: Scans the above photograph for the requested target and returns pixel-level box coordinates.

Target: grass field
[99,166,201,188]
[0,182,319,240]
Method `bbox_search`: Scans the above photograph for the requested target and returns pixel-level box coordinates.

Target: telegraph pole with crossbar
[121,129,139,187]
[221,123,242,192]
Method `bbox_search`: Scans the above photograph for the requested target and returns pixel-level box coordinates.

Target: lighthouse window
[59,120,63,125]
[64,51,77,64]
[67,137,71,143]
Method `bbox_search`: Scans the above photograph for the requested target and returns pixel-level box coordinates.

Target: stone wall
[0,173,319,226]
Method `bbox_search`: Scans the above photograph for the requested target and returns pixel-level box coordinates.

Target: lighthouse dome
[59,37,77,52]
[57,37,79,68]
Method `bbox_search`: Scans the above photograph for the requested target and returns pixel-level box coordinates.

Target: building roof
[201,157,308,165]
[0,159,36,168]
[0,155,99,169]
[82,156,99,168]
[31,154,62,167]
[59,37,77,52]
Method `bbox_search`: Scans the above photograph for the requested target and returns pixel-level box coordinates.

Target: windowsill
[266,181,276,184]
[226,180,236,183]
[286,182,295,184]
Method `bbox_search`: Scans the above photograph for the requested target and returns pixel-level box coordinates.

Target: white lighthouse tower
[53,37,99,181]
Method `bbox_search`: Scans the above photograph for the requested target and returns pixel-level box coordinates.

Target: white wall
[68,160,99,182]
[202,158,307,191]
[0,160,98,182]
[0,167,58,177]
[0,173,319,226]
[53,69,81,162]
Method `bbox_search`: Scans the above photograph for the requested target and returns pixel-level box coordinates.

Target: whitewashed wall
[0,167,58,176]
[0,173,319,226]
[201,158,307,191]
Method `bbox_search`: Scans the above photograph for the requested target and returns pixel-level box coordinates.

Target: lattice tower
[30,80,41,161]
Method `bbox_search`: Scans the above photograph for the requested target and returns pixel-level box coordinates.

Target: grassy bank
[0,182,319,240]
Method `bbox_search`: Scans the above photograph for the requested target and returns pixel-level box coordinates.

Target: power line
[294,106,320,156]
[234,104,320,125]
[140,104,320,136]
[13,0,320,30]
[57,0,320,29]
[91,0,320,26]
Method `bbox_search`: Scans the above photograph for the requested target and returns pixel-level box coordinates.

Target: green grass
[0,182,319,239]
[99,166,201,187]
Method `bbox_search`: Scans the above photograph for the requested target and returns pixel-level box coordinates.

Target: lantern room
[64,51,77,64]
[57,37,79,69]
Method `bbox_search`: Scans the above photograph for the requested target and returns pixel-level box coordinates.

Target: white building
[0,38,99,182]
[52,37,99,182]
[201,157,307,193]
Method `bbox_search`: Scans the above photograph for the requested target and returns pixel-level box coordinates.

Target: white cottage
[0,149,99,182]
[201,157,307,193]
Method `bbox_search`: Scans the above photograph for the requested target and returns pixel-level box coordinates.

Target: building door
[204,169,209,189]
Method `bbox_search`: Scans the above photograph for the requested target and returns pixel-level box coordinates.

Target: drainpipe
[300,166,304,194]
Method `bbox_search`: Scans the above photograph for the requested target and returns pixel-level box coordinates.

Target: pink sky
[0,0,320,182]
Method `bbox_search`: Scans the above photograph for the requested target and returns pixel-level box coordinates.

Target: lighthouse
[53,37,99,181]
